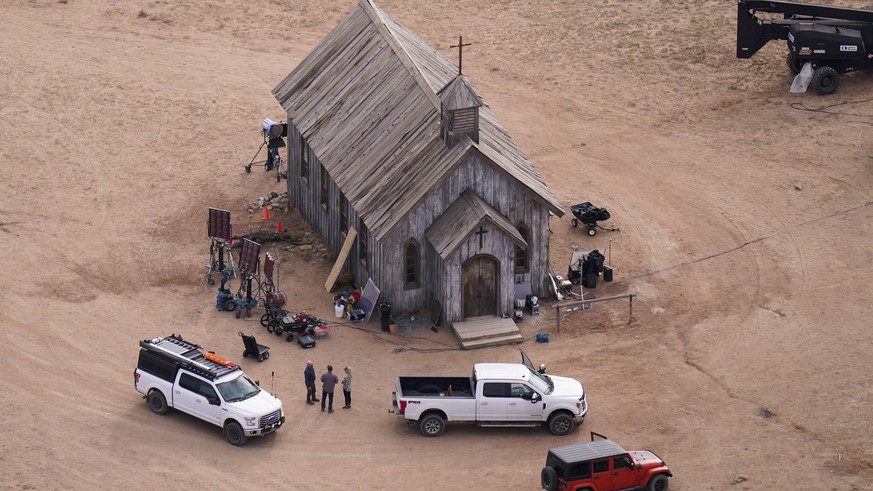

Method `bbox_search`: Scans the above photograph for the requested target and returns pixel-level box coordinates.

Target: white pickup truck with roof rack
[391,350,587,437]
[134,334,284,446]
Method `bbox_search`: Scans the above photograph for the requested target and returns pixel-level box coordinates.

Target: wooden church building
[272,0,563,338]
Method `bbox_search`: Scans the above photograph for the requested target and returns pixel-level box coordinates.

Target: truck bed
[397,376,474,397]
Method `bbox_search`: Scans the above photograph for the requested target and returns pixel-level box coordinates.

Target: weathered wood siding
[380,151,551,320]
[286,121,371,286]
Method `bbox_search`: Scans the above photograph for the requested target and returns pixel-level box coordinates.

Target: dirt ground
[2,0,872,489]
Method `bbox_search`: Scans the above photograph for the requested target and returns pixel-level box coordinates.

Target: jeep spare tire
[540,466,558,491]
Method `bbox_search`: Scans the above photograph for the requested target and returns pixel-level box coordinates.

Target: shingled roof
[272,0,563,240]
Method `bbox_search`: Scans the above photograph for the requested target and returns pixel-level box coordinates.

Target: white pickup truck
[392,350,587,437]
[134,334,284,446]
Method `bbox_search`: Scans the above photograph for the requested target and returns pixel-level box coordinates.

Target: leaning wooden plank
[324,227,358,292]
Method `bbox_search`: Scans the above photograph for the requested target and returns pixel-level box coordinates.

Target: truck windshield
[216,374,261,403]
[528,369,552,394]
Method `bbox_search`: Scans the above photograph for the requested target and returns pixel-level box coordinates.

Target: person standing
[341,366,352,409]
[320,364,339,413]
[304,360,318,405]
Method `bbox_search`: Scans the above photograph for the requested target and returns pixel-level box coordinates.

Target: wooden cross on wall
[475,225,488,249]
[450,36,471,75]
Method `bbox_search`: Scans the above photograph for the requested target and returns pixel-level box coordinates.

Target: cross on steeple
[475,225,488,249]
[450,36,471,75]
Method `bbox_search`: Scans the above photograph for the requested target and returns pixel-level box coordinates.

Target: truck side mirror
[530,392,540,403]
[208,397,220,406]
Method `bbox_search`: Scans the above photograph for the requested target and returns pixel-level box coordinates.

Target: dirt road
[1,1,871,489]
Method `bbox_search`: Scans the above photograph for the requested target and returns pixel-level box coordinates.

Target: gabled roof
[425,189,526,259]
[272,0,563,240]
[438,75,481,110]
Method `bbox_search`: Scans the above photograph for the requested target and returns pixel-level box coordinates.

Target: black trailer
[569,202,612,236]
[737,0,873,94]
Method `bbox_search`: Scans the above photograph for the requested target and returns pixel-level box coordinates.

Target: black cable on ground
[789,97,873,117]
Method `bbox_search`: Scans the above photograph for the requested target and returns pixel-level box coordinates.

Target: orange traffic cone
[262,207,270,220]
[276,220,283,233]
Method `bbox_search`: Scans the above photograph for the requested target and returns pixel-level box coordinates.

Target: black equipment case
[297,333,316,349]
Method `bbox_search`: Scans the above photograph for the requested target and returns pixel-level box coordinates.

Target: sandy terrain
[2,0,872,489]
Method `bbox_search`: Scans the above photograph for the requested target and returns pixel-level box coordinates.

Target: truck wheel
[647,474,669,491]
[540,466,558,491]
[224,421,248,446]
[147,390,169,415]
[548,412,574,436]
[419,414,445,437]
[786,52,804,75]
[811,66,839,95]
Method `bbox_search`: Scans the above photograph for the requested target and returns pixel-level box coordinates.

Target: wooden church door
[462,255,498,318]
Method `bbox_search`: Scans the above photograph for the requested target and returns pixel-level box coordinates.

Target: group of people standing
[304,360,352,413]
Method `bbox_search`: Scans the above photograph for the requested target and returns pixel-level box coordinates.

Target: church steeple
[438,37,481,147]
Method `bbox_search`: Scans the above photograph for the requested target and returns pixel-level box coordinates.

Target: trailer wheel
[647,474,669,491]
[286,333,294,342]
[147,390,169,415]
[223,299,237,312]
[786,52,804,75]
[224,421,248,446]
[571,218,578,228]
[541,466,558,491]
[419,413,445,437]
[269,320,281,335]
[548,412,574,436]
[587,227,596,236]
[811,66,839,95]
[260,314,271,327]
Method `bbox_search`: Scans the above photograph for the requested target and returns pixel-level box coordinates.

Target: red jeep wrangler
[541,432,672,491]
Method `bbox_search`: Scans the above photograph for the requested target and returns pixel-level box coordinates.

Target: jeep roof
[548,439,628,463]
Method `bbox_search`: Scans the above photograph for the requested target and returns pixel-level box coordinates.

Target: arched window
[404,239,420,289]
[300,137,310,181]
[358,222,368,267]
[515,224,529,273]
[339,192,348,233]
[320,165,329,210]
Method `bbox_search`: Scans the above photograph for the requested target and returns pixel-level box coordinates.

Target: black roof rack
[139,334,240,380]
